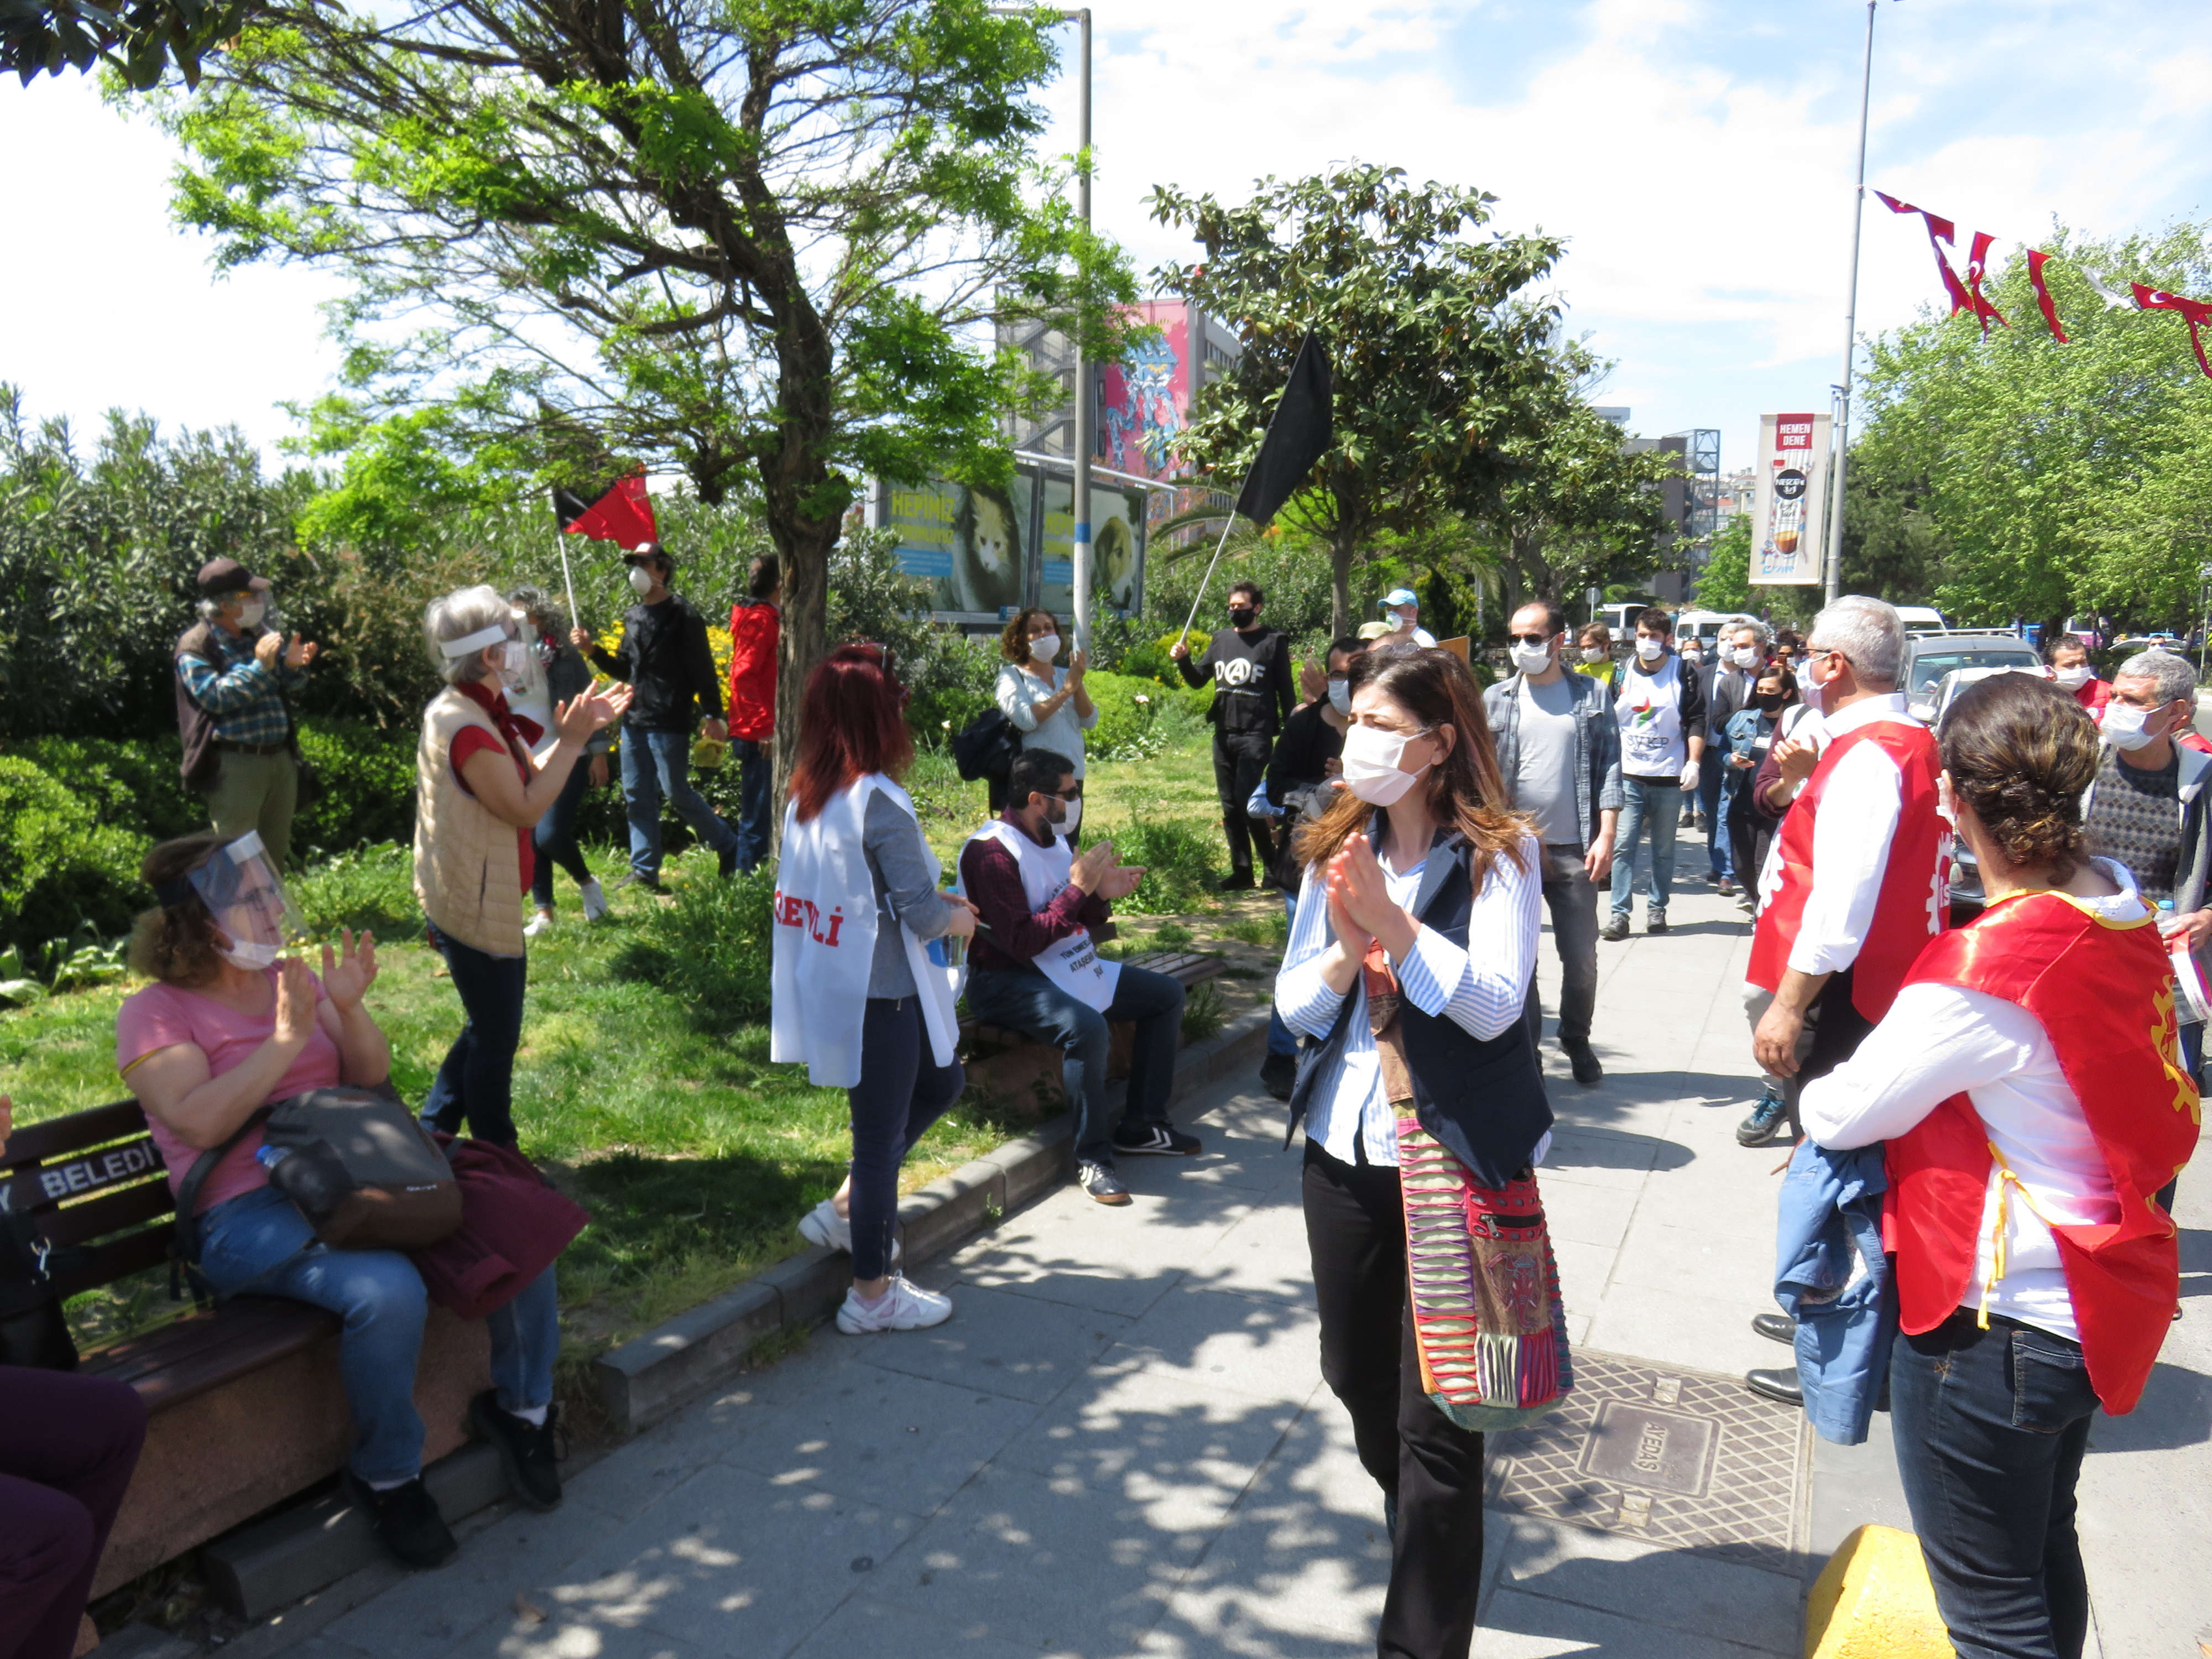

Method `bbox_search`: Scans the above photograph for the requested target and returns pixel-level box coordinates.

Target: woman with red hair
[769,645,978,1333]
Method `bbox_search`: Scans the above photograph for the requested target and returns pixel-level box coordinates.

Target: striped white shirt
[1276,833,1543,1168]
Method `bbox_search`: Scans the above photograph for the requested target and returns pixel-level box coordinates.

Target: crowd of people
[1,552,2200,1659]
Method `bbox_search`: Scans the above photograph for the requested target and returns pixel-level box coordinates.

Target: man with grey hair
[1738,594,1948,1406]
[1700,615,1770,895]
[2085,646,2211,1081]
[173,556,320,868]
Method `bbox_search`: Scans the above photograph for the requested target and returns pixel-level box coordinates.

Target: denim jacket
[1774,1136,1897,1446]
[1483,669,1624,847]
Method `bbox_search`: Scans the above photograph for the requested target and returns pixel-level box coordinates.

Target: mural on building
[1098,302,1192,479]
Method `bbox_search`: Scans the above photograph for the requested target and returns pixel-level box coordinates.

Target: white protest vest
[1616,654,1688,778]
[962,819,1121,1011]
[770,775,961,1088]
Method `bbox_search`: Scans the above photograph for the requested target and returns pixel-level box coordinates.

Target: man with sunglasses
[1484,600,1622,1084]
[958,748,1198,1206]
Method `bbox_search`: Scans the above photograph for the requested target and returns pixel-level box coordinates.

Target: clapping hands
[1324,833,1416,961]
[1071,838,1145,901]
[319,928,378,1012]
[554,684,633,743]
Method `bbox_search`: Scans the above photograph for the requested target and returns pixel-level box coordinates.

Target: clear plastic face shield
[174,832,304,969]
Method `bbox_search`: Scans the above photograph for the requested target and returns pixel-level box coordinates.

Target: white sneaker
[797,1199,899,1262]
[835,1275,951,1334]
[579,879,609,922]
[523,910,555,938]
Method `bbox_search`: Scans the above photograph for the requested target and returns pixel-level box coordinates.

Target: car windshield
[1908,648,2040,695]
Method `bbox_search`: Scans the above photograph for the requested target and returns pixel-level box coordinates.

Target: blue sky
[3,1,2209,478]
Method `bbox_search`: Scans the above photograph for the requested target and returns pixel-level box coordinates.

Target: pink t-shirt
[115,972,342,1217]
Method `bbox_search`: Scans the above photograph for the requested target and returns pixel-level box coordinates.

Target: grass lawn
[3,728,1291,1427]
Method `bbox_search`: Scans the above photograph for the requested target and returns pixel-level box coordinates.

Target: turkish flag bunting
[1964,232,2008,336]
[2026,252,2069,343]
[2131,284,2212,379]
[1875,191,1975,315]
[554,470,658,547]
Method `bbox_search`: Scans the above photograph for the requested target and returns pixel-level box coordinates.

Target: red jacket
[727,601,780,743]
[414,1136,589,1320]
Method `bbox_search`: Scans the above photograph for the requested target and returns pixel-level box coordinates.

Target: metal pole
[1824,0,1876,607]
[1071,7,1094,656]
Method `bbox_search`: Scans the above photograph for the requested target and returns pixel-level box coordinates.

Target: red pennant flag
[1875,191,1974,315]
[554,469,658,547]
[1964,232,2008,336]
[2026,251,2069,343]
[2132,283,2212,379]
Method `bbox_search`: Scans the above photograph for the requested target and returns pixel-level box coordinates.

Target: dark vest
[173,620,222,794]
[1284,829,1552,1188]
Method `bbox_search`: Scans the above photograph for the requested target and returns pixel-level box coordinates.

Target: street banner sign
[1750,413,1832,586]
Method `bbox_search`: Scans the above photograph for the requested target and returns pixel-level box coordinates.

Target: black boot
[471,1391,565,1512]
[342,1470,458,1571]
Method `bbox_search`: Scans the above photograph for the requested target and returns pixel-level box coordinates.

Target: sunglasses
[1508,633,1554,646]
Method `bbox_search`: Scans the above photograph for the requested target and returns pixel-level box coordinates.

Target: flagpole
[557,533,581,634]
[1825,0,1877,607]
[1178,514,1242,644]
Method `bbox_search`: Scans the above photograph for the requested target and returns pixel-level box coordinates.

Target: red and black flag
[554,469,658,547]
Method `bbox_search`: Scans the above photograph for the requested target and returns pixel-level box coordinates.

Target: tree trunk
[1330,535,1355,638]
[766,511,841,858]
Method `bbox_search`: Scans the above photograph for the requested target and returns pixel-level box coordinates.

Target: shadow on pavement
[2089,1359,2212,1454]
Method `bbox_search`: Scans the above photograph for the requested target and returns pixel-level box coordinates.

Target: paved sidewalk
[279,875,2208,1659]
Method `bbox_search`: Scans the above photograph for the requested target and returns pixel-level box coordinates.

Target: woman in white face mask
[992,607,1096,825]
[1273,645,1552,1655]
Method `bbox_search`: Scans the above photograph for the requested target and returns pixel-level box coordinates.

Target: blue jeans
[1609,776,1683,919]
[963,963,1186,1164]
[531,750,595,909]
[734,738,773,874]
[620,726,738,877]
[1700,748,1733,878]
[198,1185,559,1485]
[1268,889,1300,1058]
[1889,1310,2098,1659]
[422,923,527,1147]
[847,996,966,1281]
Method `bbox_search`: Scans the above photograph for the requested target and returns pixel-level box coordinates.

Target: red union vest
[1747,713,1947,1022]
[1884,889,2202,1413]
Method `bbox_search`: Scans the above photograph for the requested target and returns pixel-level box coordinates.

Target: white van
[1896,605,1950,635]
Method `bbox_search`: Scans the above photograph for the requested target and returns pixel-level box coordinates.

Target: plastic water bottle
[255,1144,291,1170]
[2157,899,2184,939]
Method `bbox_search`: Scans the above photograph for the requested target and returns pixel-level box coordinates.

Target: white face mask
[2103,701,2161,751]
[1057,797,1082,837]
[2053,664,2092,689]
[219,937,284,972]
[628,566,655,597]
[236,597,267,630]
[1581,645,1609,665]
[1395,609,1420,630]
[1732,646,1761,669]
[1029,633,1061,665]
[1340,722,1432,806]
[1327,678,1351,715]
[1635,636,1666,663]
[1509,640,1553,676]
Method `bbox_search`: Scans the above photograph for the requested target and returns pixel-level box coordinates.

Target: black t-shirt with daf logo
[1177,626,1294,737]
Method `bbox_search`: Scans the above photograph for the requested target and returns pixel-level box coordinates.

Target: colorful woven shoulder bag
[1366,942,1573,1431]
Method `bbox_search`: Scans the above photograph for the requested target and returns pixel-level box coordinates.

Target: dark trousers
[1213,729,1275,880]
[1726,768,1762,900]
[733,738,773,874]
[530,750,595,909]
[1783,968,1875,1139]
[422,923,529,1147]
[963,964,1185,1164]
[1304,1141,1488,1659]
[847,996,966,1282]
[0,1368,147,1659]
[1698,745,1728,872]
[1890,1311,2098,1659]
[1538,844,1599,1046]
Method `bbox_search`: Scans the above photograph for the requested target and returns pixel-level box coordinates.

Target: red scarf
[454,677,542,778]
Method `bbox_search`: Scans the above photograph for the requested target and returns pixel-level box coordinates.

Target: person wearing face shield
[572,543,742,891]
[174,556,320,869]
[1172,580,1295,889]
[2083,648,2212,1087]
[420,586,630,1147]
[505,588,612,937]
[1484,601,1621,1085]
[992,606,1095,821]
[1601,608,1706,940]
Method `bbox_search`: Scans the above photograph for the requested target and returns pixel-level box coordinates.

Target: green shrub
[1180,980,1228,1044]
[0,757,151,955]
[15,736,204,843]
[293,842,421,936]
[610,867,776,1032]
[1100,813,1217,915]
[294,719,421,855]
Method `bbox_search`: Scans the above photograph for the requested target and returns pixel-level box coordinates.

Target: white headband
[439,622,511,660]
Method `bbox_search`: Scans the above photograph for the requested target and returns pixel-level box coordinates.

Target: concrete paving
[285,853,2209,1659]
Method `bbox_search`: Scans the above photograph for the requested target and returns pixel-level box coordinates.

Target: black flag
[1233,331,1333,525]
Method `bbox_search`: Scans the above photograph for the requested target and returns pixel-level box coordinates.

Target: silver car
[1903,633,2045,724]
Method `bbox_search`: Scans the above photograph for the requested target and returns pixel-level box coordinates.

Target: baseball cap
[196,557,270,598]
[623,541,671,566]
[1383,588,1418,609]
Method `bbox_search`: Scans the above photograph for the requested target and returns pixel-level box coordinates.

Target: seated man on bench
[958,749,1199,1207]
[114,832,564,1573]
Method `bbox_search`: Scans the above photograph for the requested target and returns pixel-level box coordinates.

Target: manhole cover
[1485,1349,1809,1569]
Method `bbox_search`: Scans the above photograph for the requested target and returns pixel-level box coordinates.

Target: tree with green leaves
[1481,397,1674,612]
[159,0,1136,775]
[1858,222,2212,635]
[2,0,252,90]
[1693,516,1752,614]
[1150,165,1569,635]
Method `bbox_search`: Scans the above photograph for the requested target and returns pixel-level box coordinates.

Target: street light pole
[1071,7,1093,655]
[1825,0,1877,607]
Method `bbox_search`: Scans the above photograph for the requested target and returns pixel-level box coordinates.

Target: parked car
[1902,633,2046,723]
[1926,664,2063,924]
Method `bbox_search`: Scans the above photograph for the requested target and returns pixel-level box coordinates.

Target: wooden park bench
[957,949,1228,1113]
[0,1101,489,1603]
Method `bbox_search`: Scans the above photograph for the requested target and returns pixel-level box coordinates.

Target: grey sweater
[862,788,958,997]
